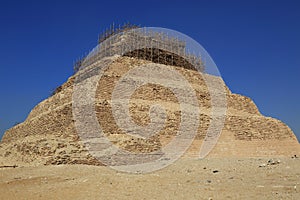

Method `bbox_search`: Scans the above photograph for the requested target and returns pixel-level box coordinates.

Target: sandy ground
[0,157,299,200]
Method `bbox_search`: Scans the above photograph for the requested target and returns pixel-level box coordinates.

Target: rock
[267,159,280,165]
[259,159,281,167]
[291,155,298,159]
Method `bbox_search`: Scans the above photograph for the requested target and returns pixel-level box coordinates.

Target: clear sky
[0,0,299,141]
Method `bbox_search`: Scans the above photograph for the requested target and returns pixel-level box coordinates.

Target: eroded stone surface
[1,56,299,166]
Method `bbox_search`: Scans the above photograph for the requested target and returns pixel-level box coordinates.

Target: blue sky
[0,0,299,141]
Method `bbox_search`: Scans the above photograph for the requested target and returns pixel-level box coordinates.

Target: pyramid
[1,27,299,167]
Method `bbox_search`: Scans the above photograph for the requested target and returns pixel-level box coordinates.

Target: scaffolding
[74,24,205,73]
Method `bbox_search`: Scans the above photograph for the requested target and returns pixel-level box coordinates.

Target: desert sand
[1,157,299,199]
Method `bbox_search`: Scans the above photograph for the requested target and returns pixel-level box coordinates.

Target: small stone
[292,155,298,159]
[212,170,219,173]
[267,159,280,165]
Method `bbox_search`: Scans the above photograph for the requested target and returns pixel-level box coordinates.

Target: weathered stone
[0,56,299,166]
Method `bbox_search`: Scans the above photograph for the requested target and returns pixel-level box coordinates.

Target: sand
[1,157,299,199]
